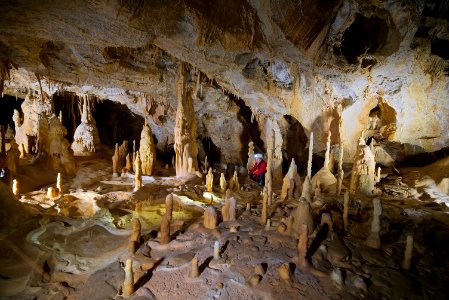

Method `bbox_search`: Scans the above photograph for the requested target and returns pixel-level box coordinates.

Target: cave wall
[0,0,448,164]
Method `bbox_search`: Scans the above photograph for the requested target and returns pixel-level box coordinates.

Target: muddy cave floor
[1,151,449,299]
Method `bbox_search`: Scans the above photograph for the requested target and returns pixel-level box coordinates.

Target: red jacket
[250,160,267,176]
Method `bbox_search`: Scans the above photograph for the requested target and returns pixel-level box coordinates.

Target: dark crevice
[338,12,400,64]
[233,97,264,165]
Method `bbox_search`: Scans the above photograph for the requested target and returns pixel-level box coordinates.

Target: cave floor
[1,152,449,300]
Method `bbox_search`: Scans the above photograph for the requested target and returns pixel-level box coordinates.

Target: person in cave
[249,153,267,186]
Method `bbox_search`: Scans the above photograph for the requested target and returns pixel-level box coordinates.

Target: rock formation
[139,120,156,176]
[247,141,255,171]
[311,131,337,193]
[336,144,344,196]
[290,199,314,238]
[219,173,226,192]
[203,206,217,229]
[222,196,236,222]
[189,257,199,278]
[5,138,20,174]
[134,152,142,192]
[174,63,198,177]
[350,135,377,196]
[281,158,301,200]
[112,143,119,177]
[71,96,100,156]
[12,179,19,197]
[56,173,63,195]
[297,224,309,270]
[205,168,213,192]
[123,258,134,296]
[366,198,382,249]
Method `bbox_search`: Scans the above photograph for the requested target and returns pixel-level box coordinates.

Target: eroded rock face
[0,0,448,164]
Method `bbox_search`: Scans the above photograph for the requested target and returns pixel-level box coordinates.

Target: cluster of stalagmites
[70,96,100,156]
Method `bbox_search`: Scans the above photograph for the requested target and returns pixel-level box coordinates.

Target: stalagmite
[376,167,381,183]
[134,151,142,192]
[122,154,130,173]
[123,258,134,296]
[203,206,217,229]
[350,135,377,195]
[160,193,173,245]
[46,115,77,176]
[311,131,337,192]
[298,224,309,270]
[336,144,344,196]
[47,187,58,198]
[56,173,62,195]
[112,143,119,177]
[265,130,274,205]
[219,173,226,192]
[213,241,220,260]
[280,175,291,201]
[229,171,239,191]
[70,97,100,156]
[281,158,301,201]
[290,199,314,238]
[343,191,349,231]
[12,179,19,197]
[300,176,312,203]
[174,63,199,177]
[205,168,213,192]
[307,132,313,179]
[366,198,382,249]
[261,187,267,225]
[247,141,255,171]
[165,193,174,222]
[118,140,128,171]
[189,257,199,278]
[265,219,271,230]
[222,196,236,222]
[132,140,136,172]
[129,218,141,254]
[160,214,170,245]
[401,235,413,270]
[139,120,156,176]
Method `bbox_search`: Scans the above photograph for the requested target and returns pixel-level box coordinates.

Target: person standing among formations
[249,153,267,186]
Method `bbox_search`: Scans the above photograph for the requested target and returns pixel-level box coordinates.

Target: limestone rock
[139,120,156,176]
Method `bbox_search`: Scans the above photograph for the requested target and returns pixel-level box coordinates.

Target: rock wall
[0,0,447,165]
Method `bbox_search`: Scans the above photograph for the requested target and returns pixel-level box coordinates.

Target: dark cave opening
[233,97,265,166]
[201,136,221,166]
[53,95,145,153]
[93,100,145,152]
[339,13,399,64]
[53,93,81,143]
[0,95,24,129]
[431,37,449,60]
[281,115,308,175]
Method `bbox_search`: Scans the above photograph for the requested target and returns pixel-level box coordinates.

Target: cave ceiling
[0,0,448,161]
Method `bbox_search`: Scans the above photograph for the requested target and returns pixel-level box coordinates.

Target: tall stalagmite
[350,135,377,195]
[174,63,198,177]
[71,96,100,156]
[139,119,156,176]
